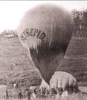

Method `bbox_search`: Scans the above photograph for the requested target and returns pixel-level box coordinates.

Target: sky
[0,1,87,33]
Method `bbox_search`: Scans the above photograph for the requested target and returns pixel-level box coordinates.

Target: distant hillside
[0,34,41,87]
[56,36,87,86]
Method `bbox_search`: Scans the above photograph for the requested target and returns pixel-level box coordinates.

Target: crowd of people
[3,86,71,100]
[4,88,36,100]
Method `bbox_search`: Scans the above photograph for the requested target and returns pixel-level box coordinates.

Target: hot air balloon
[17,4,73,83]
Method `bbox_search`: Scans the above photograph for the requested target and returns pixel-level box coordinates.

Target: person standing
[25,89,31,100]
[30,89,36,100]
[18,89,23,100]
[5,90,9,99]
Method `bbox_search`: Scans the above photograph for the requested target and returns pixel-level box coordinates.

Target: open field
[65,37,87,58]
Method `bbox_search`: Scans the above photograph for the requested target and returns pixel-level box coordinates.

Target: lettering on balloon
[20,28,46,41]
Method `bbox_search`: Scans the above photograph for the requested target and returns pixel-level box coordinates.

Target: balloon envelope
[17,4,73,83]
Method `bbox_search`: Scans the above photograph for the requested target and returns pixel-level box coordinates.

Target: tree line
[72,9,87,37]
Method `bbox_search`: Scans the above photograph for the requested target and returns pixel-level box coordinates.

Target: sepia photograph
[0,1,87,100]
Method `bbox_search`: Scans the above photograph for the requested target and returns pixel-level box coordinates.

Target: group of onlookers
[4,86,70,100]
[4,88,36,100]
[4,87,57,100]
